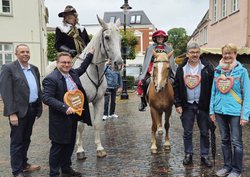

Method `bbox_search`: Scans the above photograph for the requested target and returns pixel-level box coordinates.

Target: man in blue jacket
[102,60,122,120]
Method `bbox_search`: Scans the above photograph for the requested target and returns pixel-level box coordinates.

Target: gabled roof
[190,10,209,37]
[103,10,152,26]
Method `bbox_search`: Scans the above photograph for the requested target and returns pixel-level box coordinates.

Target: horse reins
[86,29,110,102]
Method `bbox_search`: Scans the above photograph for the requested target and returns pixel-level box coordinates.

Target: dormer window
[130,15,141,24]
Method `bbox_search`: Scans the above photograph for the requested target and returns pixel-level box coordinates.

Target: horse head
[152,50,174,92]
[96,15,123,70]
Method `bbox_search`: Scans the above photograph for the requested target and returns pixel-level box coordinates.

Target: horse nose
[114,56,123,66]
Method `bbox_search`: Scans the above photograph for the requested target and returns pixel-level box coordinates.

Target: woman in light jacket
[210,43,250,177]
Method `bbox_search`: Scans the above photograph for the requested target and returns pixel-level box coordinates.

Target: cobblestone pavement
[1,92,250,177]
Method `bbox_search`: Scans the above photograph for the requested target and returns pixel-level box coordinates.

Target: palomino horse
[46,16,123,159]
[147,50,174,154]
[74,16,123,159]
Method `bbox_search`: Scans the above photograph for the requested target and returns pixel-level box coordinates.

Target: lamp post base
[120,79,129,100]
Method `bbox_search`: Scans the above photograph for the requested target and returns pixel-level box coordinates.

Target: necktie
[65,75,77,91]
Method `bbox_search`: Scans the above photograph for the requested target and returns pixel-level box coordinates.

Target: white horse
[74,16,122,159]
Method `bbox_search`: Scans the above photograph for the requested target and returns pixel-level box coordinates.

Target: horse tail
[45,61,57,76]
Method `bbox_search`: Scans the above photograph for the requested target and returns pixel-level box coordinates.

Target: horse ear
[152,49,157,58]
[115,18,121,27]
[97,15,108,29]
[168,50,174,58]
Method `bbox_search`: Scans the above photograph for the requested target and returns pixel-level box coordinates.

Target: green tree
[47,32,57,61]
[120,30,138,59]
[167,28,190,57]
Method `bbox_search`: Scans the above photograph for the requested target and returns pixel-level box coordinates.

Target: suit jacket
[42,53,93,144]
[0,60,43,118]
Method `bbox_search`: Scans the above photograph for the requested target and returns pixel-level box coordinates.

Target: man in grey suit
[0,44,43,177]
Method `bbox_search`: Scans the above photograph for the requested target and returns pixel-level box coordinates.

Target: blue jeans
[216,114,243,174]
[181,103,210,156]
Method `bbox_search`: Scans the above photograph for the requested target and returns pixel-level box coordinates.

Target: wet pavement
[1,92,250,177]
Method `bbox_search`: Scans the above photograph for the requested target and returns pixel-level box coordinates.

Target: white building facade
[0,0,48,76]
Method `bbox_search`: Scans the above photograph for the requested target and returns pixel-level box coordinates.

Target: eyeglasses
[188,51,200,55]
[59,61,72,65]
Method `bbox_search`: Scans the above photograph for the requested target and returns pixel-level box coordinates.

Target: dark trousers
[49,121,77,177]
[104,88,116,116]
[10,106,36,175]
[181,103,210,157]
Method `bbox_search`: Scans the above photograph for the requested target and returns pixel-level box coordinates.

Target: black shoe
[138,102,146,111]
[183,154,193,165]
[61,168,82,177]
[201,156,212,168]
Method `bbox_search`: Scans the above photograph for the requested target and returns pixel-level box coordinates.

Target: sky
[44,0,209,35]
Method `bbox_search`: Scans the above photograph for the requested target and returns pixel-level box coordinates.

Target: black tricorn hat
[58,5,77,17]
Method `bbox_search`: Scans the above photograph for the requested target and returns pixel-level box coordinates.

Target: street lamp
[120,0,132,100]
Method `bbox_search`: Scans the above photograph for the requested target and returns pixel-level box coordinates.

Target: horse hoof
[164,145,171,150]
[97,150,107,158]
[77,152,87,160]
[151,149,157,154]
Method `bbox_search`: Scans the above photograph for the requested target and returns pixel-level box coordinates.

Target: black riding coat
[54,26,90,54]
[173,57,214,113]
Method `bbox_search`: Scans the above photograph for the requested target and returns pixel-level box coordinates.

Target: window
[232,0,238,12]
[110,16,116,23]
[135,15,141,23]
[213,0,218,22]
[0,43,14,70]
[203,26,208,44]
[130,15,135,23]
[130,15,141,24]
[200,29,204,44]
[0,0,11,14]
[221,0,227,18]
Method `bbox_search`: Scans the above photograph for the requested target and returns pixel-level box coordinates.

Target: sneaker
[102,115,108,121]
[216,168,231,177]
[228,172,241,177]
[110,114,119,118]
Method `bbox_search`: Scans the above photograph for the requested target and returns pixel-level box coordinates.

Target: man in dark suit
[42,50,93,177]
[0,44,43,177]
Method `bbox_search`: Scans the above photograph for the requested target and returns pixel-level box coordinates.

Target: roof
[103,10,152,26]
[175,47,250,64]
[190,10,209,38]
[201,47,250,55]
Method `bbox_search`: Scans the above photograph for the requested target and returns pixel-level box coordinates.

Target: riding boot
[138,96,147,111]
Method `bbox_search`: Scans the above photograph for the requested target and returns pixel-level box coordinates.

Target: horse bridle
[152,58,171,88]
[85,28,111,101]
